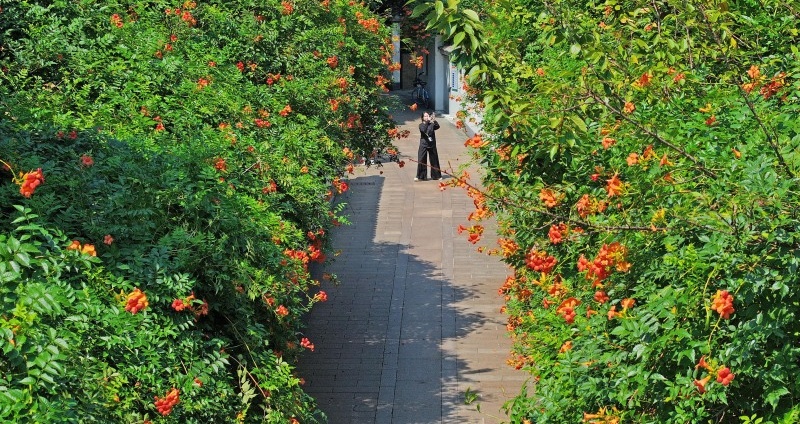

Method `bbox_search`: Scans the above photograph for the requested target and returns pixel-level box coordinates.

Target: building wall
[431,35,448,113]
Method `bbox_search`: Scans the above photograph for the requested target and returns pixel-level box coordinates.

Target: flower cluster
[626,144,659,167]
[577,242,630,286]
[717,366,735,385]
[606,174,623,197]
[605,298,634,320]
[276,305,289,317]
[153,115,165,131]
[313,291,328,302]
[125,288,148,314]
[283,248,310,267]
[497,238,519,258]
[548,223,568,244]
[66,240,97,256]
[622,101,635,114]
[375,74,390,92]
[171,293,196,312]
[601,136,616,149]
[326,56,338,68]
[741,65,787,99]
[214,158,227,172]
[462,133,485,148]
[80,154,94,167]
[281,1,294,15]
[556,297,581,324]
[171,293,209,318]
[19,168,44,198]
[539,188,562,208]
[300,337,315,351]
[110,14,124,28]
[181,10,196,26]
[332,177,349,194]
[262,180,278,194]
[576,194,608,218]
[357,13,379,33]
[583,406,620,424]
[711,289,735,319]
[457,224,484,244]
[593,290,610,304]
[498,275,522,299]
[694,356,735,394]
[467,188,491,221]
[525,249,557,274]
[154,388,180,416]
[307,244,325,263]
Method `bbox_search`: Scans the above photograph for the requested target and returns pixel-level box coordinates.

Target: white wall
[432,35,448,113]
[447,61,461,118]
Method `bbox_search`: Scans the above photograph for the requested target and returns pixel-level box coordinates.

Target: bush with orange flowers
[416,0,800,422]
[0,0,395,422]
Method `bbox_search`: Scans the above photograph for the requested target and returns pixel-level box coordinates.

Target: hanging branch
[738,86,796,179]
[586,88,718,179]
[406,156,667,234]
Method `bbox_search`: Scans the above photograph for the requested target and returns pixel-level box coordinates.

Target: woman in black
[415,111,442,181]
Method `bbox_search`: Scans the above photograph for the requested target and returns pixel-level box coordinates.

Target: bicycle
[364,147,399,168]
[411,72,430,109]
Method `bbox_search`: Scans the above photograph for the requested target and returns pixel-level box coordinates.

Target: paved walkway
[297,94,526,423]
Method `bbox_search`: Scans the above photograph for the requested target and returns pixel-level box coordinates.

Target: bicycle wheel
[412,88,424,108]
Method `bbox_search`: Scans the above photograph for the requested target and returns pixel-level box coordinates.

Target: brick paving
[297,94,527,423]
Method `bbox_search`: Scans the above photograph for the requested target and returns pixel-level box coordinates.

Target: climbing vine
[415,0,800,422]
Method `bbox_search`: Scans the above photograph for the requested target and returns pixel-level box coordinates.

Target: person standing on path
[415,111,442,181]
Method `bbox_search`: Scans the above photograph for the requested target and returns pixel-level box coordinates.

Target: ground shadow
[296,126,519,423]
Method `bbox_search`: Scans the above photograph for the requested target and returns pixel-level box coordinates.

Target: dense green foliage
[1,0,396,422]
[417,0,800,422]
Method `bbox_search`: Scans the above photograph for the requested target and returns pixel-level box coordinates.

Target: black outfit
[416,120,441,180]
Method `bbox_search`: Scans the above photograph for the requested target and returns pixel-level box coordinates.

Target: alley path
[296,94,527,423]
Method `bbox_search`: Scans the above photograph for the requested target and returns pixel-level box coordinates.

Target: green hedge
[416,0,800,422]
[0,0,396,422]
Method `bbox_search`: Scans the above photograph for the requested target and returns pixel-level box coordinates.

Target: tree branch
[586,88,718,178]
[738,87,795,178]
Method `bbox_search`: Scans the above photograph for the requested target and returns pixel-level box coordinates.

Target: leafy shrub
[418,0,800,422]
[1,0,397,422]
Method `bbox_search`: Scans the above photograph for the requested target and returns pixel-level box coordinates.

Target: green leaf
[570,43,582,55]
[18,377,36,385]
[453,31,465,47]
[766,387,789,410]
[463,9,480,23]
[410,3,430,18]
[14,252,31,268]
[39,373,54,385]
[569,115,587,133]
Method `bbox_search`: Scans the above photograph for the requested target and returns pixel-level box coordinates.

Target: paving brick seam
[298,94,518,424]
